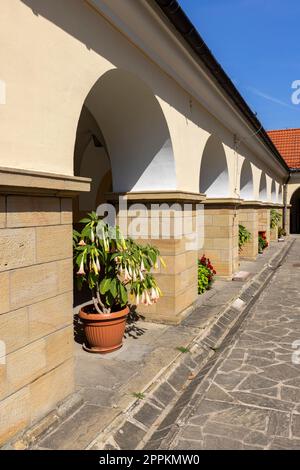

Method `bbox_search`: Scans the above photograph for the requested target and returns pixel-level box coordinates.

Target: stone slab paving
[6,239,289,450]
[163,236,300,450]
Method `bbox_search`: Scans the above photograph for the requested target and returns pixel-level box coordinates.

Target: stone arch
[240,159,254,200]
[271,180,277,203]
[290,187,300,234]
[259,172,268,202]
[199,135,230,197]
[75,68,177,194]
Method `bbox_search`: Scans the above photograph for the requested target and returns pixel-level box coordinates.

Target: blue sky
[178,0,300,130]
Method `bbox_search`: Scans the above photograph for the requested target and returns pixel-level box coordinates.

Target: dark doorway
[290,188,300,234]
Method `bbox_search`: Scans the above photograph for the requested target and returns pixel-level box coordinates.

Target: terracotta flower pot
[79,305,129,354]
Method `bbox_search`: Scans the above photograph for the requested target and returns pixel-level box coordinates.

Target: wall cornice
[0,167,91,196]
[86,0,288,180]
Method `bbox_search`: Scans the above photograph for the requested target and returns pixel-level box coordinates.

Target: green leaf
[100,278,111,294]
[119,283,128,305]
[110,278,117,298]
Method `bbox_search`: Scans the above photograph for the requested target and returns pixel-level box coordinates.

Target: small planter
[79,305,129,354]
[74,213,164,355]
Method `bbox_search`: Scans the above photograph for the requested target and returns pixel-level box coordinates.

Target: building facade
[0,0,293,445]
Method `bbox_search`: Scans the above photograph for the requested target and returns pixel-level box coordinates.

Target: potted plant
[73,212,164,354]
[278,227,286,241]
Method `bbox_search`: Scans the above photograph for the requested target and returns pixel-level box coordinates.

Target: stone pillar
[202,199,240,279]
[107,192,204,325]
[238,203,259,260]
[258,207,271,244]
[0,169,90,447]
[270,225,278,241]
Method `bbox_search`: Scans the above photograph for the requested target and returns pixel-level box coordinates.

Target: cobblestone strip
[88,239,295,450]
[164,238,300,450]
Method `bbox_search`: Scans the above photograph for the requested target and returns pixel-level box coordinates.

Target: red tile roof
[267,129,300,169]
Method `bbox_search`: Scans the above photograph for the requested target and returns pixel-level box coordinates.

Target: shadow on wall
[259,172,267,202]
[20,0,238,155]
[278,186,283,204]
[83,69,177,192]
[271,180,277,203]
[290,187,300,234]
[240,159,254,200]
[200,135,229,197]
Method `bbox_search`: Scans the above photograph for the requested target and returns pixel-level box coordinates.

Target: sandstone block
[28,292,73,342]
[10,262,58,310]
[0,228,35,272]
[0,387,30,446]
[45,326,74,371]
[0,196,5,228]
[36,225,72,263]
[60,198,73,225]
[30,358,74,423]
[6,339,46,397]
[0,308,28,355]
[7,196,60,228]
[0,272,9,314]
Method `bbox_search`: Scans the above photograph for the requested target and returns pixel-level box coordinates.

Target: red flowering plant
[198,255,216,294]
[258,231,268,253]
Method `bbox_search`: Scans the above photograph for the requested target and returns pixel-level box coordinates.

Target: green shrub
[239,224,251,250]
[270,209,282,229]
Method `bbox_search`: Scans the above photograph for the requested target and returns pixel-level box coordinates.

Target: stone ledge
[105,191,206,203]
[204,198,242,208]
[0,167,91,196]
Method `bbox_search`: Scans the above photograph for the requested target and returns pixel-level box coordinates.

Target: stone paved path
[167,237,300,450]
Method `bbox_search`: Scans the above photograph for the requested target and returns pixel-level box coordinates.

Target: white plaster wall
[0,0,287,194]
[84,69,177,192]
[259,173,268,202]
[79,141,110,211]
[199,135,230,197]
[271,180,277,203]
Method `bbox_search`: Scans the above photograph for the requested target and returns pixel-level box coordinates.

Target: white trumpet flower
[150,287,158,300]
[93,261,98,274]
[145,290,152,305]
[77,258,85,275]
[124,266,131,281]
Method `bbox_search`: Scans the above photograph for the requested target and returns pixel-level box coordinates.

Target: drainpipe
[283,173,291,231]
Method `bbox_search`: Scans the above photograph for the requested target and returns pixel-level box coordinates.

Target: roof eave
[154,0,290,173]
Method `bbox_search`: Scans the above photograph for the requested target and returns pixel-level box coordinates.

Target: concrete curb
[88,238,295,450]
